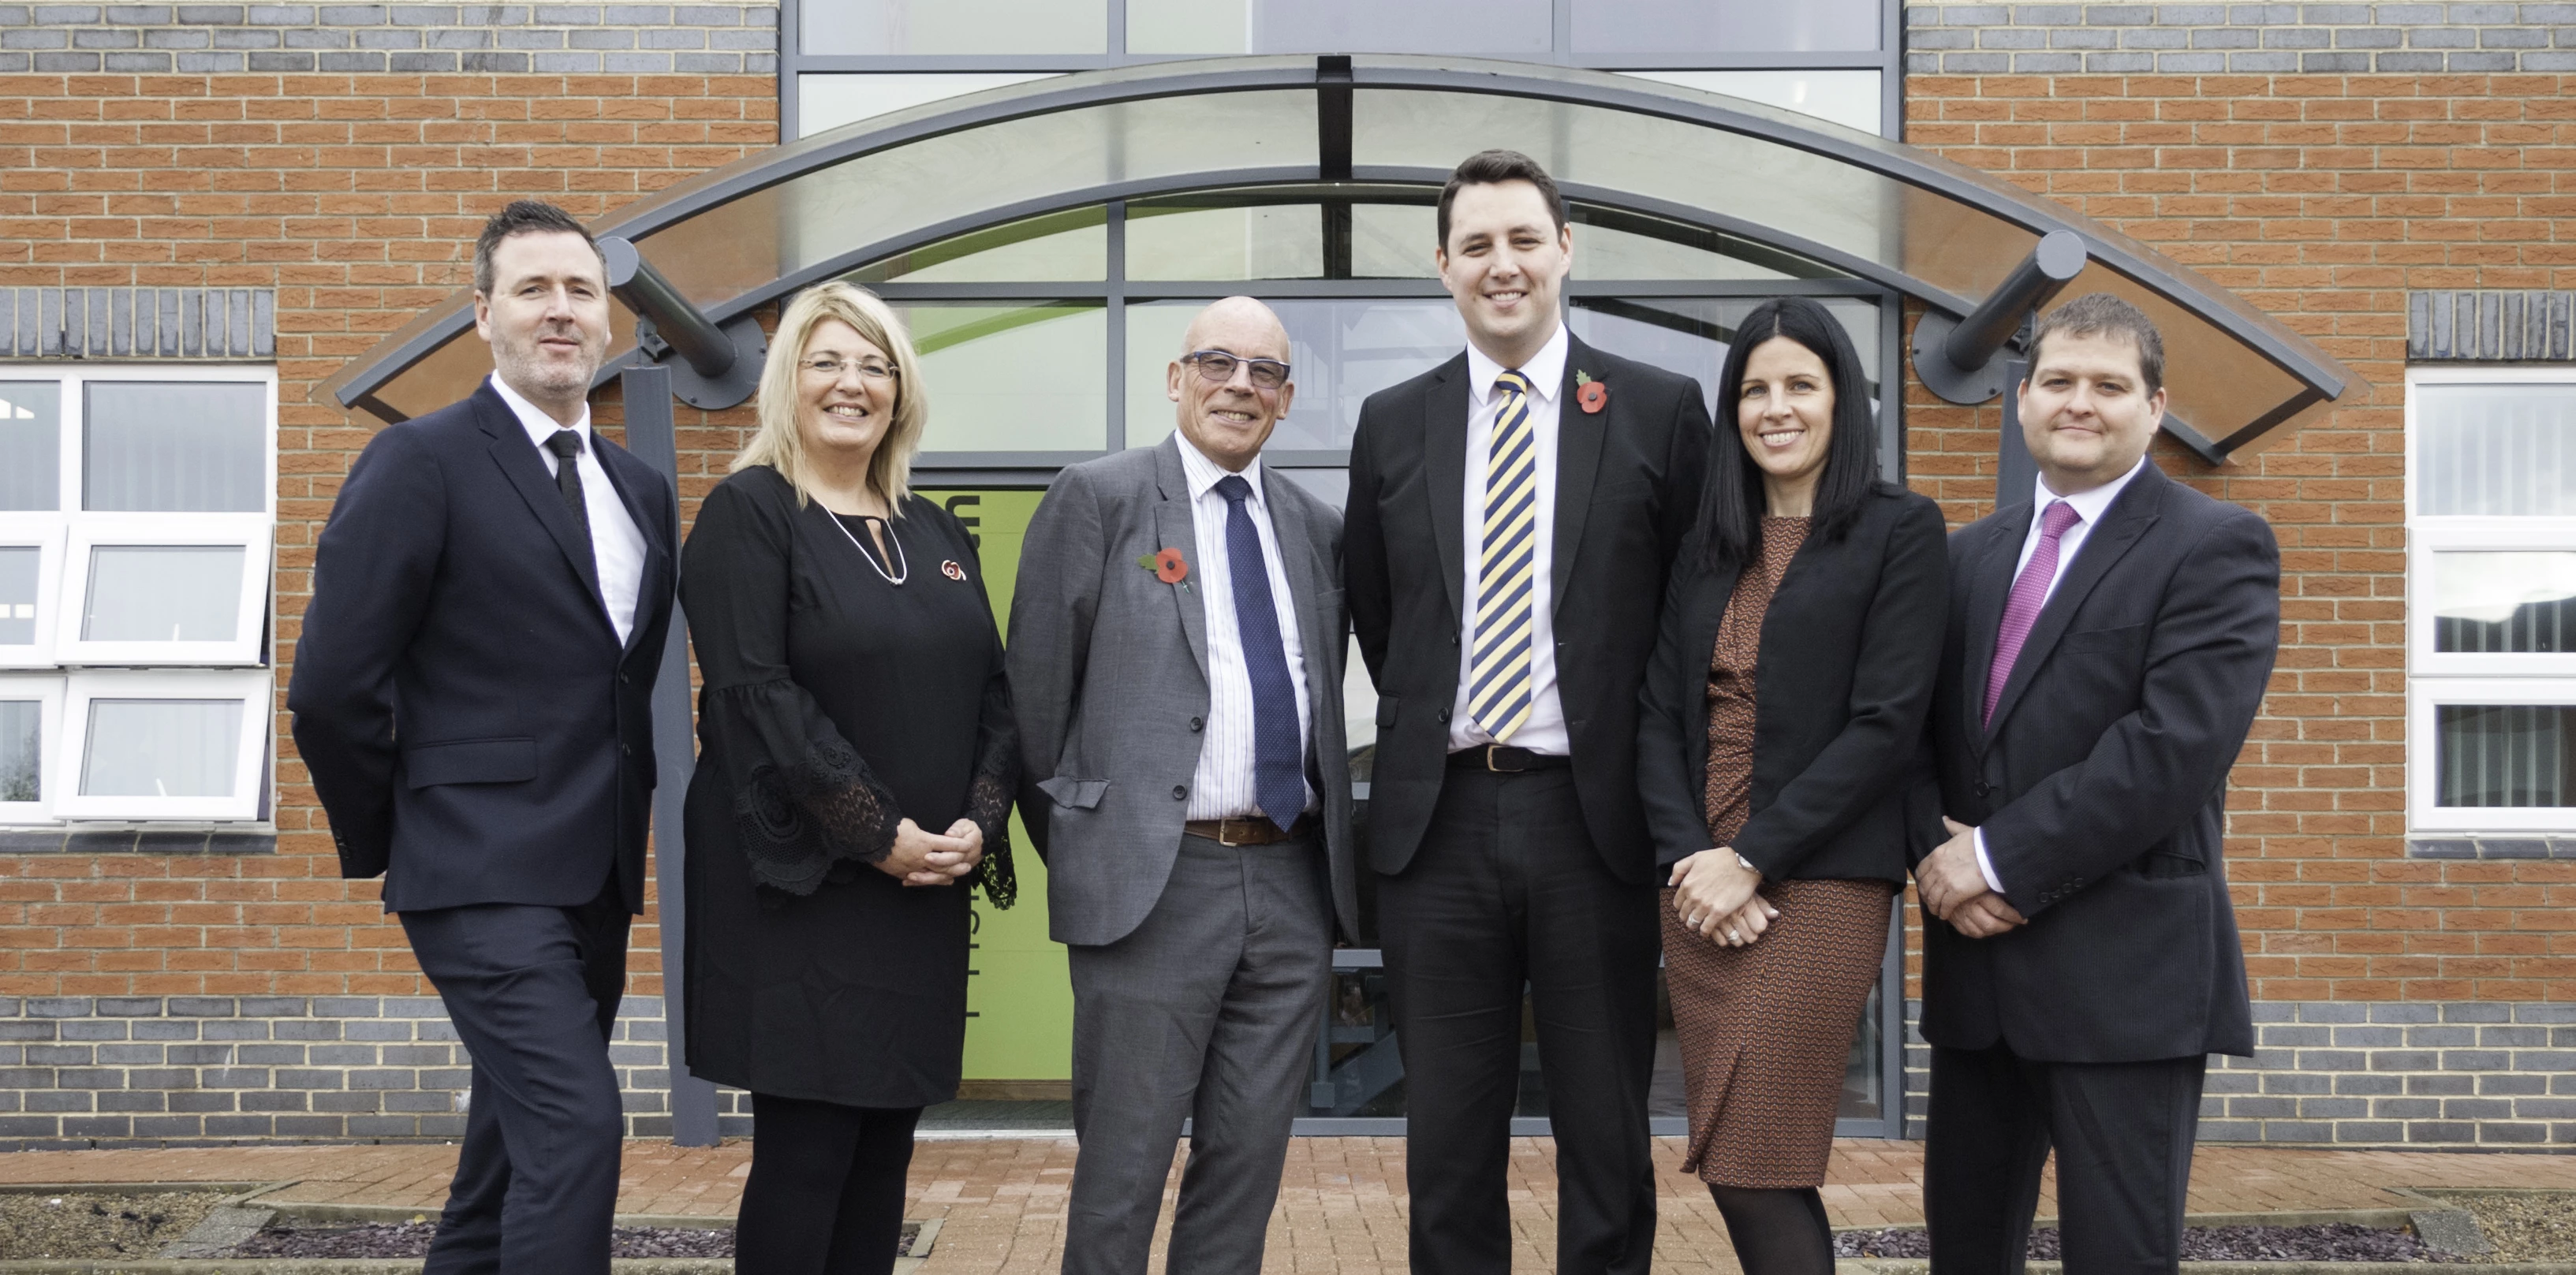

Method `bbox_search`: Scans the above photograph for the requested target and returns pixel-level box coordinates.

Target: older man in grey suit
[1010,296,1357,1275]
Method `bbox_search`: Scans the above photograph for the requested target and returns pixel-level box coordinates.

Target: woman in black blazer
[1637,296,1947,1275]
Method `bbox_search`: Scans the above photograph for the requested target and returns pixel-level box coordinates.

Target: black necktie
[543,429,600,597]
[1215,474,1304,832]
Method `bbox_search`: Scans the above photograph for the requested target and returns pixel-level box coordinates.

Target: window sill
[2406,835,2576,860]
[0,823,278,855]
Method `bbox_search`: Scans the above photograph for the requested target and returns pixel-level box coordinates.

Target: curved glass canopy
[320,54,2352,457]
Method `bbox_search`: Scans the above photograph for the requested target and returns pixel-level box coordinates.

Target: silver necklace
[828,509,909,586]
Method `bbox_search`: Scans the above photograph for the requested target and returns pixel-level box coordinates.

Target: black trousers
[1377,766,1659,1275]
[1925,1042,2208,1275]
[400,885,630,1275]
[737,1095,923,1275]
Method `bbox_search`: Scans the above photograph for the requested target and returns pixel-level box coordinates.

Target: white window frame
[58,365,279,520]
[55,517,273,668]
[0,674,65,823]
[54,670,271,822]
[2406,364,2576,833]
[0,519,66,670]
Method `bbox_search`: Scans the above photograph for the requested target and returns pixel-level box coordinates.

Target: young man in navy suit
[289,200,678,1275]
[1914,293,2279,1275]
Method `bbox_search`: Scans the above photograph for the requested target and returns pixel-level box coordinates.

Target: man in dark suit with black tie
[1345,150,1711,1275]
[1913,293,2279,1275]
[289,199,677,1275]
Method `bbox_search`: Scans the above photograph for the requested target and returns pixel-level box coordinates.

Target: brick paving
[4,1137,2576,1271]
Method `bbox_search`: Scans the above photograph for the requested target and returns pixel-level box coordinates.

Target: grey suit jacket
[1008,436,1360,949]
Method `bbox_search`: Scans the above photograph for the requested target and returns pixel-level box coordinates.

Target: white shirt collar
[1465,321,1570,408]
[2035,453,2148,528]
[1174,430,1265,505]
[489,373,592,451]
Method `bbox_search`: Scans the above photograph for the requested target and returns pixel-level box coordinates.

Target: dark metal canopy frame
[314,56,2353,1145]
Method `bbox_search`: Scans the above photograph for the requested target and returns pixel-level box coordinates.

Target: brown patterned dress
[1661,515,1897,1187]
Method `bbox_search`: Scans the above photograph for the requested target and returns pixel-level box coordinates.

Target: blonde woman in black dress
[1636,296,1946,1275]
[679,281,1015,1275]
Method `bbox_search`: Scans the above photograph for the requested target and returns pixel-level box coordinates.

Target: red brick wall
[0,70,775,998]
[1902,72,2575,1004]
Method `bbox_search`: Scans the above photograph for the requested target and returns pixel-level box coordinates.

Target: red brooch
[1137,547,1191,590]
[1574,371,1607,415]
[940,560,965,581]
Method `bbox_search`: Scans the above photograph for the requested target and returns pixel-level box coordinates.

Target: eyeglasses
[1181,349,1290,391]
[801,356,898,382]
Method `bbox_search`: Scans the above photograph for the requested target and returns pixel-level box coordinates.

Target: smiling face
[1168,296,1295,472]
[795,317,898,468]
[1436,179,1571,369]
[2017,328,2167,495]
[472,229,610,418]
[1735,335,1837,515]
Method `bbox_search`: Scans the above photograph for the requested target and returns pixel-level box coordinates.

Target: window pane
[0,382,60,512]
[1575,211,1842,281]
[1128,204,1325,281]
[899,304,1107,453]
[2436,704,2576,808]
[1126,300,1462,453]
[1573,0,1881,54]
[1129,0,1548,55]
[82,546,247,642]
[84,382,267,513]
[1569,296,1882,424]
[797,72,1055,140]
[2434,551,2576,654]
[848,209,1105,284]
[80,698,244,797]
[1350,204,1437,279]
[2417,383,2576,518]
[0,699,35,803]
[802,0,1106,56]
[0,548,35,646]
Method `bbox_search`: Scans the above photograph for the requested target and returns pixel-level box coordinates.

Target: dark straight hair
[1695,296,1882,570]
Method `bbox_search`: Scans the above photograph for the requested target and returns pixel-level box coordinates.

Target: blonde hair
[732,281,928,513]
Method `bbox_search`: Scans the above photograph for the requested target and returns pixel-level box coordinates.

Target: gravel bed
[0,1190,227,1260]
[2446,1192,2576,1264]
[1836,1223,2450,1262]
[237,1218,921,1260]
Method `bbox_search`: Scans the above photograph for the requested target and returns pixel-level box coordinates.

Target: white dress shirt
[490,373,648,649]
[1447,322,1571,755]
[1174,433,1316,822]
[1973,455,2149,893]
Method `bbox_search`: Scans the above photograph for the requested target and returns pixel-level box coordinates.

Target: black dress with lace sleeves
[677,465,1018,1110]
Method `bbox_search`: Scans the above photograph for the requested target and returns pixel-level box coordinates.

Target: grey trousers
[1062,832,1331,1275]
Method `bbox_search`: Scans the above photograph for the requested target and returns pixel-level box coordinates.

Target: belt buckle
[1484,744,1516,774]
[1217,817,1246,847]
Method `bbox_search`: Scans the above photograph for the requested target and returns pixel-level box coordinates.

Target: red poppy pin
[940,559,966,581]
[1574,370,1608,415]
[1137,546,1192,591]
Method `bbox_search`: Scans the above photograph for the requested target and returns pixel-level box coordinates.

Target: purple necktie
[1984,499,2083,728]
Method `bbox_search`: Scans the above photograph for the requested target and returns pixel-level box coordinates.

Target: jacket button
[618,673,629,685]
[1973,781,1991,798]
[1189,717,1204,733]
[1172,785,1188,800]
[1450,634,1460,646]
[621,743,633,756]
[1436,707,1450,723]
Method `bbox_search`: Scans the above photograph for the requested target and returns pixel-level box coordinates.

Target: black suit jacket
[1637,483,1947,882]
[289,381,678,914]
[1346,334,1712,882]
[1919,460,2276,1063]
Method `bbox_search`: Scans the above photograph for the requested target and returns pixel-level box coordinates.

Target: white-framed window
[2406,366,2576,833]
[0,367,276,826]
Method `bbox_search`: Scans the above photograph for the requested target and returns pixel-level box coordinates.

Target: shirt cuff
[1972,828,2006,896]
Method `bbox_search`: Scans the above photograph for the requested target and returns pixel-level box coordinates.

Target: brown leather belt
[1184,814,1316,845]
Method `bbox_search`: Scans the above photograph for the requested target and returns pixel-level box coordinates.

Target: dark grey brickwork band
[2410,290,2576,363]
[2,287,274,360]
[1906,2,2576,75]
[0,2,778,74]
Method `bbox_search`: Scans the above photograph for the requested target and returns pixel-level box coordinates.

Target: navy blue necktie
[1215,474,1304,833]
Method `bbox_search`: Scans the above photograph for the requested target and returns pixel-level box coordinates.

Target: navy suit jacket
[289,381,678,914]
[1917,460,2276,1063]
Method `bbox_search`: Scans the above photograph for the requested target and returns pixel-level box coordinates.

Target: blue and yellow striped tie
[1468,369,1540,742]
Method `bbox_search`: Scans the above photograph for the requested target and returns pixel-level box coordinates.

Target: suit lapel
[476,385,615,642]
[1423,356,1469,629]
[1962,506,2027,756]
[1983,465,2167,740]
[1152,438,1211,684]
[1551,334,1607,612]
[1268,486,1338,748]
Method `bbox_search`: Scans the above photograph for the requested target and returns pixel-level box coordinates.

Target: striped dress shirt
[1175,433,1317,822]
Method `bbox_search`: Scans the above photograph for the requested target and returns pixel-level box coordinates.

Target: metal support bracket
[601,235,767,411]
[1910,229,2088,404]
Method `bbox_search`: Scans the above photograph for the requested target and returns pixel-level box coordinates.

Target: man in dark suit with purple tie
[1913,293,2279,1275]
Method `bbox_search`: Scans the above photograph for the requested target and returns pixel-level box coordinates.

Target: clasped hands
[1915,816,2026,939]
[1668,848,1778,949]
[876,817,984,887]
